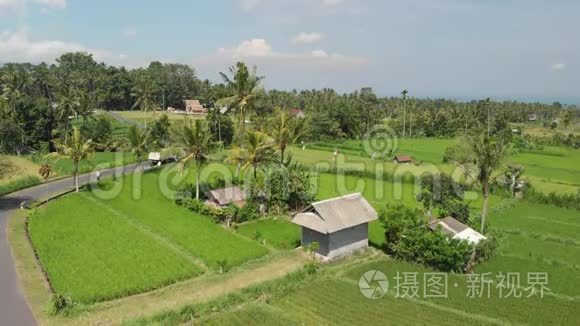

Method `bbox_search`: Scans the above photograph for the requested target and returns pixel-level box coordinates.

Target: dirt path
[50,251,307,325]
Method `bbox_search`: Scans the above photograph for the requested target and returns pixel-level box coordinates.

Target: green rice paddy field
[292,138,580,194]
[28,168,269,304]
[170,256,580,325]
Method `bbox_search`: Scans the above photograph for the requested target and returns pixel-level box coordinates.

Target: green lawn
[92,169,269,268]
[237,218,301,249]
[28,193,202,304]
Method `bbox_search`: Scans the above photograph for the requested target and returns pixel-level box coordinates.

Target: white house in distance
[292,193,378,260]
[428,216,486,245]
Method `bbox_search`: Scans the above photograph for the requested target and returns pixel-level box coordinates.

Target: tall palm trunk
[253,162,258,180]
[480,182,489,233]
[195,160,201,200]
[74,160,79,192]
[280,145,286,165]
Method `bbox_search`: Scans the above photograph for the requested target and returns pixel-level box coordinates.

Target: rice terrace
[0,2,579,325]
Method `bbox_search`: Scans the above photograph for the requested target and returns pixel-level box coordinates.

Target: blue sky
[0,0,578,103]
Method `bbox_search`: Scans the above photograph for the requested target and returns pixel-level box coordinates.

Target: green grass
[237,218,301,249]
[310,137,456,163]
[112,110,201,125]
[343,259,579,325]
[27,193,203,304]
[199,304,298,326]
[297,138,580,195]
[92,169,269,268]
[1,155,44,196]
[0,175,42,196]
[475,201,580,297]
[273,277,477,325]
[45,152,137,175]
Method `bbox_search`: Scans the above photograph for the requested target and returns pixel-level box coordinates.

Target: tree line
[1,51,578,154]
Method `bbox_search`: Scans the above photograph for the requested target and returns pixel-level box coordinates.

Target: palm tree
[0,65,28,117]
[126,125,150,161]
[131,74,157,127]
[468,132,507,233]
[46,127,95,192]
[271,109,304,164]
[77,92,96,121]
[401,89,408,137]
[179,119,211,200]
[226,131,276,179]
[218,62,263,144]
[55,83,80,130]
[501,165,526,198]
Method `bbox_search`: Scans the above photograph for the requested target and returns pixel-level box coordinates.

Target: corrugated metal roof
[394,155,412,162]
[428,216,486,244]
[292,193,378,234]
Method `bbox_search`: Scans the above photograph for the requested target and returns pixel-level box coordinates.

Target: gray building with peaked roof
[292,193,378,259]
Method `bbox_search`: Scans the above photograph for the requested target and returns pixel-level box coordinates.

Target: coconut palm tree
[126,125,150,161]
[131,74,157,127]
[226,131,276,179]
[55,83,80,130]
[271,109,304,164]
[46,127,95,192]
[0,65,28,117]
[179,119,211,200]
[401,89,408,137]
[468,132,507,233]
[218,62,263,144]
[501,165,526,198]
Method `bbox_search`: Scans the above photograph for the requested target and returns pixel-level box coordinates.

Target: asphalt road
[0,162,144,325]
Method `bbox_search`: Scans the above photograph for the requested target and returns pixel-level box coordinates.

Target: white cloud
[239,0,265,11]
[552,63,566,70]
[292,32,324,44]
[311,49,328,57]
[119,53,129,60]
[220,38,274,57]
[0,0,65,13]
[34,0,65,9]
[208,38,368,71]
[320,0,343,6]
[0,31,110,63]
[122,27,137,38]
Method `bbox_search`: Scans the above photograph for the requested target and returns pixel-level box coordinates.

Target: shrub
[393,228,471,272]
[47,293,74,315]
[525,188,580,210]
[380,204,472,272]
[237,201,259,223]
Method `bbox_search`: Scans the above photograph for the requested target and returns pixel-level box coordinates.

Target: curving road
[0,162,145,325]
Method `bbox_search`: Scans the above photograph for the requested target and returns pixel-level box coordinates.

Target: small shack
[205,186,246,208]
[184,100,207,115]
[394,155,412,164]
[428,216,486,245]
[292,193,378,259]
